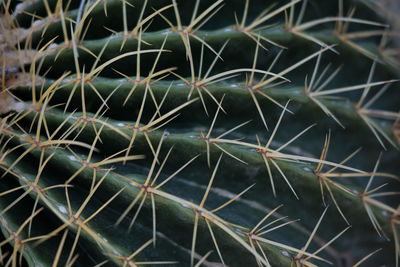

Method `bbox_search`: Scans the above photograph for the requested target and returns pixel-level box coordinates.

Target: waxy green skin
[1,0,400,266]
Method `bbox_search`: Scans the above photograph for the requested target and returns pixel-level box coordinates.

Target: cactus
[1,0,400,266]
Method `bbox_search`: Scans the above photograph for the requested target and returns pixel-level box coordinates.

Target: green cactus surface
[1,0,400,266]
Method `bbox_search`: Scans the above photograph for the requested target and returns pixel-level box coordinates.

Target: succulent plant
[1,0,400,266]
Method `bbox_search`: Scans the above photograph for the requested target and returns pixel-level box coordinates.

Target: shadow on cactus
[0,0,400,266]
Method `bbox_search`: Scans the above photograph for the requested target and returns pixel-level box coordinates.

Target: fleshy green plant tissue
[0,0,399,266]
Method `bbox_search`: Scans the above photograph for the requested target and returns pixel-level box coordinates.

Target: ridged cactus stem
[1,0,400,266]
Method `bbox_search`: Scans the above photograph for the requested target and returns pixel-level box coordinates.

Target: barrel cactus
[0,0,399,266]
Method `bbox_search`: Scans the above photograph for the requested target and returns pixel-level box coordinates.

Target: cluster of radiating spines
[0,0,399,266]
